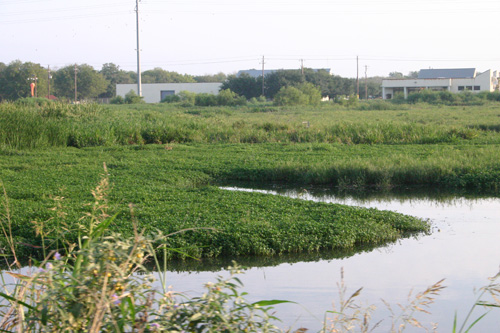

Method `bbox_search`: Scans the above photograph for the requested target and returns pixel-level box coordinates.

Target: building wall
[116,83,222,103]
[381,70,500,99]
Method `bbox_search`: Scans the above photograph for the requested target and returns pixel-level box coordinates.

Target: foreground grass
[0,144,429,260]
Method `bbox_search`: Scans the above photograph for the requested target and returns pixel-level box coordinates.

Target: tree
[296,82,322,105]
[220,74,261,99]
[141,68,195,83]
[304,69,332,97]
[264,70,305,98]
[407,71,419,79]
[194,72,227,83]
[273,86,307,106]
[388,71,404,78]
[327,76,355,98]
[0,60,48,101]
[100,63,135,98]
[53,64,108,100]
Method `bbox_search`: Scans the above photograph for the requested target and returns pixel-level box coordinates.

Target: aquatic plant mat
[0,144,431,260]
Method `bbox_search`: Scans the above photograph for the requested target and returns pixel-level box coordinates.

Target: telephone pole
[261,55,265,97]
[47,65,52,98]
[300,59,304,76]
[74,64,78,103]
[364,65,368,100]
[136,0,142,97]
[356,56,359,98]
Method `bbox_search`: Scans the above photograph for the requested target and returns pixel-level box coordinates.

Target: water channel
[165,186,500,332]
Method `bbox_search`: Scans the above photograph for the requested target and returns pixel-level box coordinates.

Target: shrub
[273,86,308,106]
[110,95,124,104]
[161,94,181,103]
[195,93,218,106]
[216,89,247,106]
[178,90,196,105]
[124,90,144,104]
[296,82,322,106]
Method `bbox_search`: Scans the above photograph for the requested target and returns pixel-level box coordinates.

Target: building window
[458,86,465,91]
[474,86,481,91]
[466,86,473,91]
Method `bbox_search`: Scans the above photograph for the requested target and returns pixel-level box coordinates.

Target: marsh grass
[3,102,500,149]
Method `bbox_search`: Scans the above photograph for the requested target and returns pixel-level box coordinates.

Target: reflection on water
[165,185,500,332]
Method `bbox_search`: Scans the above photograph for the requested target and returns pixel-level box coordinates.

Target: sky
[2,0,500,78]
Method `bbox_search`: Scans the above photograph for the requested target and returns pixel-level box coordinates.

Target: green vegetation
[0,144,429,259]
[5,100,500,149]
[0,176,285,332]
[0,177,498,332]
[4,99,500,260]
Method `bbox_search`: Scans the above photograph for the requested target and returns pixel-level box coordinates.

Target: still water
[165,187,500,332]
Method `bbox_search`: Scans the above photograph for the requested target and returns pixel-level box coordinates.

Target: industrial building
[381,68,500,99]
[116,82,222,103]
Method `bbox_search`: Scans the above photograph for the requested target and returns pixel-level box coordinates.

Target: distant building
[237,68,333,78]
[381,68,500,99]
[116,83,222,103]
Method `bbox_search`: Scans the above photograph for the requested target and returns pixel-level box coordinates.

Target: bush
[195,93,218,106]
[178,90,196,104]
[110,95,124,104]
[273,83,321,106]
[217,89,247,106]
[124,90,144,104]
[296,82,322,106]
[161,94,181,103]
[273,86,308,106]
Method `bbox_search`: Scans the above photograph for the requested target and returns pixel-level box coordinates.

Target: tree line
[0,60,384,102]
[0,61,227,102]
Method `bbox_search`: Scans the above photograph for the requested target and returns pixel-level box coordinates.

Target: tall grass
[3,101,500,149]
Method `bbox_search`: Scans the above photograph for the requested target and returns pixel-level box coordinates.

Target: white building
[381,68,500,99]
[116,83,222,103]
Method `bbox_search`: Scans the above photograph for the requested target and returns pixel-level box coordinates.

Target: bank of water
[165,187,500,331]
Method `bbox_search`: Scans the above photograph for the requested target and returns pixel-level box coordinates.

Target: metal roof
[418,68,476,79]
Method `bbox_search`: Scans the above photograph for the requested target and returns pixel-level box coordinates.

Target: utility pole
[136,0,142,97]
[74,64,78,103]
[47,65,52,98]
[356,56,359,98]
[365,65,368,100]
[300,59,304,76]
[261,55,265,97]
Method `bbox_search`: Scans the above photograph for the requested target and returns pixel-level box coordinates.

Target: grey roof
[418,68,476,79]
[237,68,332,78]
[237,69,277,78]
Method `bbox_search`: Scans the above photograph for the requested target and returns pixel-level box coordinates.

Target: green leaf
[0,292,36,311]
[464,312,488,333]
[252,299,296,306]
[41,305,48,326]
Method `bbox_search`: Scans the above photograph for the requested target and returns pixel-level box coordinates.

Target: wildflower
[46,263,53,270]
[54,252,62,260]
[150,323,160,330]
[111,293,121,305]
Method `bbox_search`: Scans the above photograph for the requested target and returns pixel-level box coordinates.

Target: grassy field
[3,100,500,149]
[3,99,500,259]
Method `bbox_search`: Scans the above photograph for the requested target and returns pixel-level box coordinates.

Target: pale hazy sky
[2,0,500,78]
